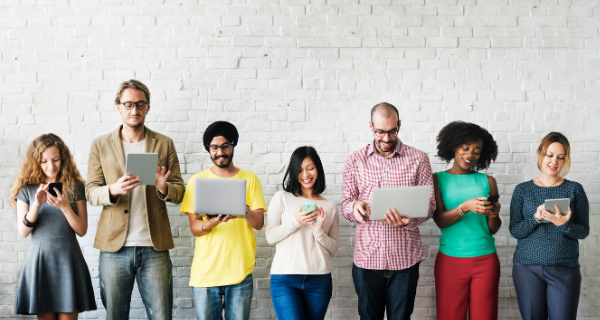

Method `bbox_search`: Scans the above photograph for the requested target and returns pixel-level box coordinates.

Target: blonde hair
[114,79,151,104]
[9,134,84,207]
[536,132,571,177]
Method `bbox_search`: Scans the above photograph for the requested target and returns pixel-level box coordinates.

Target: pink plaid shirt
[342,139,435,270]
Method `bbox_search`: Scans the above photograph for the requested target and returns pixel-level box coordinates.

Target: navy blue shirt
[509,179,589,267]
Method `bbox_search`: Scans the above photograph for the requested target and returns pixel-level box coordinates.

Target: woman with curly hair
[432,121,501,320]
[9,134,96,319]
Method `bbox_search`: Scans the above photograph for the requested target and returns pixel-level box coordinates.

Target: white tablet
[125,153,158,185]
[370,186,432,221]
[194,178,247,217]
[545,198,570,215]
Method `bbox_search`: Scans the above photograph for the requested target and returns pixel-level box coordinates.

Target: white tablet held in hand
[125,153,158,185]
[544,198,570,215]
[370,186,432,221]
[194,178,247,217]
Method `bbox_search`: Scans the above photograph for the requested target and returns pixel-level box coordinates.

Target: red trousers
[434,252,500,320]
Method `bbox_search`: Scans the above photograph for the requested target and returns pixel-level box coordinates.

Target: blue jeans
[513,262,581,320]
[270,274,333,320]
[352,263,420,320]
[99,247,173,320]
[192,274,253,320]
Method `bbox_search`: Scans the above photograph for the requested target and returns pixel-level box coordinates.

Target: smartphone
[486,194,499,205]
[48,182,63,197]
[302,202,317,223]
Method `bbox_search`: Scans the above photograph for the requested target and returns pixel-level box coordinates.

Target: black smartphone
[48,182,63,197]
[486,194,499,205]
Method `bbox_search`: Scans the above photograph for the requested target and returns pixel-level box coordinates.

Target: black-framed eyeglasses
[209,143,234,153]
[120,101,149,110]
[373,128,399,138]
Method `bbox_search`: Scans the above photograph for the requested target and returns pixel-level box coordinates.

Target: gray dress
[15,181,96,314]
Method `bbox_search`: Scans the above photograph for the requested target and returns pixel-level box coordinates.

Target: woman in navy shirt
[509,132,589,320]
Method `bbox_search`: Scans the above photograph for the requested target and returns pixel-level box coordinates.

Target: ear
[398,120,401,130]
[369,121,373,130]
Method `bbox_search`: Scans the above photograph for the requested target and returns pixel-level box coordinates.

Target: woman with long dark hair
[265,146,339,320]
[10,133,96,319]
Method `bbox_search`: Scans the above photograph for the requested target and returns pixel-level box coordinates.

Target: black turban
[203,121,239,151]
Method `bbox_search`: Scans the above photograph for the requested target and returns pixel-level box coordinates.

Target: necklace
[536,176,562,187]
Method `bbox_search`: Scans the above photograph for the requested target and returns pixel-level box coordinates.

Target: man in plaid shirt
[342,102,436,320]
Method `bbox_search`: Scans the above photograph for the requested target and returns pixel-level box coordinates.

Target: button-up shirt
[342,139,435,270]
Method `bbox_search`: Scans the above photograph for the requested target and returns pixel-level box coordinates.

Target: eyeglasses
[209,143,234,153]
[373,128,399,138]
[119,101,149,110]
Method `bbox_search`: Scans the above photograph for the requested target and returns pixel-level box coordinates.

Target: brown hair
[9,134,84,207]
[536,132,571,177]
[114,79,151,104]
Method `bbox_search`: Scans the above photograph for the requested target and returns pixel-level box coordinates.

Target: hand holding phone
[486,194,499,205]
[48,182,63,197]
[296,202,317,225]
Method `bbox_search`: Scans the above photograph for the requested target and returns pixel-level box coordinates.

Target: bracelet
[458,205,465,216]
[23,215,35,228]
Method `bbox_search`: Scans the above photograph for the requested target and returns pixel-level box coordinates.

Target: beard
[375,137,396,153]
[211,151,234,168]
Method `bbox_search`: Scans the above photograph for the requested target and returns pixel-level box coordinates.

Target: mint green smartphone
[302,202,317,223]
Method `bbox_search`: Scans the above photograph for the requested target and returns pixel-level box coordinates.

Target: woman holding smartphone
[432,121,501,320]
[265,146,339,320]
[509,132,589,319]
[9,134,96,319]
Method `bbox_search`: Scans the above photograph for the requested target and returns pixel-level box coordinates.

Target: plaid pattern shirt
[342,139,435,270]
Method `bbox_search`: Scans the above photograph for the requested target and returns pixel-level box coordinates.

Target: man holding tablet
[341,102,436,320]
[86,79,185,320]
[180,121,267,320]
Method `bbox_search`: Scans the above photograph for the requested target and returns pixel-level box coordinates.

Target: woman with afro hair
[432,121,501,320]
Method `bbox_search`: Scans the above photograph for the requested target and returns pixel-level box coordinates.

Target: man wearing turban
[179,121,268,320]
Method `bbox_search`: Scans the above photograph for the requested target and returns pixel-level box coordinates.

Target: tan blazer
[86,125,185,252]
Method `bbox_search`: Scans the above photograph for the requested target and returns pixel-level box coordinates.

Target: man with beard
[179,121,267,320]
[86,79,185,319]
[341,102,436,320]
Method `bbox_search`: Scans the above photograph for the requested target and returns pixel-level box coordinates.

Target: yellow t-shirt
[180,168,267,287]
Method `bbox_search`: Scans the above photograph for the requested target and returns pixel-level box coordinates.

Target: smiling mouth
[301,178,313,184]
[462,158,472,165]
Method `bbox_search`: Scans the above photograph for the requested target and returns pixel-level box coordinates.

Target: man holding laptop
[179,121,267,320]
[86,79,185,319]
[341,102,436,320]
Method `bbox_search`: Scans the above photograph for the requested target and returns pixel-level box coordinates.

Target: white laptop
[194,178,247,217]
[370,186,432,221]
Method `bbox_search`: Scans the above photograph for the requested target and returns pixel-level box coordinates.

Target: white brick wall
[1,1,599,319]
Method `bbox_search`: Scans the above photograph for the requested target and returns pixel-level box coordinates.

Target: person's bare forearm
[246,209,264,230]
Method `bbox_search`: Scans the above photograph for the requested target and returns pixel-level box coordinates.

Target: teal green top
[436,171,496,258]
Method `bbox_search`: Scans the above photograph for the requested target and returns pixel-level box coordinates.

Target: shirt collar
[367,138,404,157]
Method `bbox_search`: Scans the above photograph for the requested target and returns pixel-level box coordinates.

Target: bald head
[371,102,399,122]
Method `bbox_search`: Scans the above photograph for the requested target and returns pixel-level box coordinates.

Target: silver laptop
[194,178,247,217]
[125,153,158,185]
[370,186,432,221]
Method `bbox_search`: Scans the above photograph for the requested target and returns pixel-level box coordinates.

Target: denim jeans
[270,274,333,320]
[352,263,420,320]
[99,247,173,320]
[192,274,253,320]
[513,262,581,320]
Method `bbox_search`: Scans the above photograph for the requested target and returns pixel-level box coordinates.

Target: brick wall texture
[1,0,599,319]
